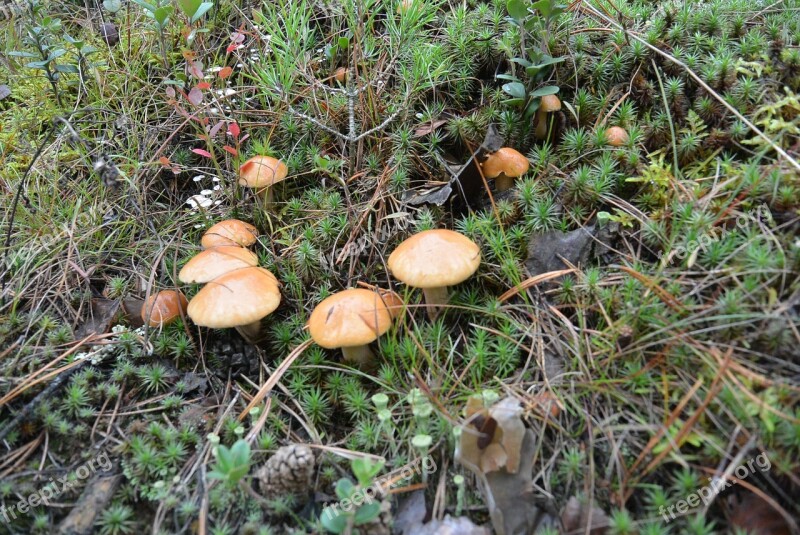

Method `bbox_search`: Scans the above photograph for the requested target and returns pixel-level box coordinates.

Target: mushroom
[308,288,394,367]
[387,229,481,319]
[481,147,530,192]
[201,219,259,249]
[534,94,562,141]
[179,246,259,284]
[141,289,188,328]
[333,67,347,84]
[605,126,629,147]
[239,156,288,207]
[187,266,281,344]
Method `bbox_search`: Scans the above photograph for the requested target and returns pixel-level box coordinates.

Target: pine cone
[356,499,392,535]
[256,444,315,499]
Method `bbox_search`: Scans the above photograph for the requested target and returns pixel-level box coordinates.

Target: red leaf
[228,122,240,139]
[239,134,250,143]
[192,148,213,158]
[165,86,176,99]
[159,156,172,167]
[223,145,238,156]
[197,82,211,90]
[226,44,238,53]
[219,66,233,79]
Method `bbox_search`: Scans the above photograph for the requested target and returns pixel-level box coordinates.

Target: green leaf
[131,0,156,12]
[320,506,349,533]
[56,64,79,73]
[230,439,251,465]
[9,51,38,58]
[47,49,67,62]
[25,61,48,70]
[502,97,526,107]
[190,2,214,23]
[529,85,559,98]
[496,73,521,82]
[351,458,383,487]
[502,82,526,99]
[523,99,540,121]
[335,478,356,500]
[338,36,350,51]
[153,5,173,26]
[177,0,200,16]
[103,0,122,12]
[354,502,381,525]
[506,0,528,22]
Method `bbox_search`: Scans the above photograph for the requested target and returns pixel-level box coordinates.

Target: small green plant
[208,439,251,488]
[320,458,385,534]
[131,0,175,68]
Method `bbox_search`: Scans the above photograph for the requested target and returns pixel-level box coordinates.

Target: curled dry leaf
[456,396,526,475]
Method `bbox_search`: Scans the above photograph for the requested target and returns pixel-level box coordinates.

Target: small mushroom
[605,126,629,147]
[201,219,259,249]
[178,246,258,284]
[141,290,188,328]
[308,288,394,367]
[239,156,288,207]
[534,94,562,141]
[388,229,480,319]
[333,67,347,84]
[481,147,530,192]
[187,267,280,344]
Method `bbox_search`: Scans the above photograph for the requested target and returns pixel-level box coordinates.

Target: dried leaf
[410,515,490,535]
[561,496,609,535]
[395,489,428,535]
[187,86,203,106]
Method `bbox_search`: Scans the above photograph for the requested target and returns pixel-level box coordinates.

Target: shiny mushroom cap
[179,246,259,284]
[239,156,288,189]
[388,229,481,289]
[481,148,530,180]
[308,288,394,349]
[201,219,259,249]
[606,126,630,147]
[540,94,562,113]
[187,267,281,328]
[142,290,188,327]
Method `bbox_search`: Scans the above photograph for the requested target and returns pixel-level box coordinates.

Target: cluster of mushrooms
[481,94,628,192]
[145,126,625,364]
[178,219,281,344]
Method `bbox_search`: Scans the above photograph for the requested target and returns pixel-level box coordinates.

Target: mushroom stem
[257,186,275,209]
[235,321,262,344]
[422,286,449,319]
[341,345,375,367]
[534,109,548,140]
[494,174,514,192]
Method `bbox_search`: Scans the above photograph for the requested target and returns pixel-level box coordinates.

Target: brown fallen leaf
[561,495,609,535]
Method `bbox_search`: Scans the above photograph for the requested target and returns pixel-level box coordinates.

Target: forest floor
[1,0,799,533]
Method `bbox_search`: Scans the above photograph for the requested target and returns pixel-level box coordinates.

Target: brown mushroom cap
[540,94,562,112]
[239,156,288,189]
[481,148,530,180]
[187,267,280,328]
[201,219,259,249]
[388,229,481,289]
[606,126,630,147]
[308,288,394,349]
[179,246,259,284]
[142,290,188,327]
